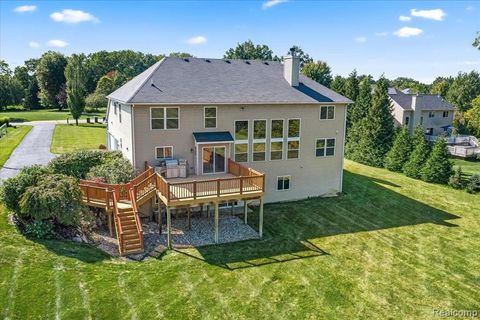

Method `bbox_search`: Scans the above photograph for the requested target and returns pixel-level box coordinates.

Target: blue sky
[1,0,478,83]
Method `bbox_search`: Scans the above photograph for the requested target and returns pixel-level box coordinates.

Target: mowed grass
[453,158,480,177]
[0,126,32,166]
[1,160,480,319]
[0,109,105,122]
[50,124,107,154]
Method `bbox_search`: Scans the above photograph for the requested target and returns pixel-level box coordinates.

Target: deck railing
[129,188,144,251]
[156,159,265,204]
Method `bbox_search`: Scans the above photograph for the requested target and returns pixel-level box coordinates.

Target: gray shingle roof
[108,57,352,104]
[388,88,454,111]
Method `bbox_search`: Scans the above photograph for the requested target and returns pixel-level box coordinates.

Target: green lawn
[1,160,479,319]
[453,158,480,177]
[0,126,32,166]
[0,109,105,122]
[50,124,107,154]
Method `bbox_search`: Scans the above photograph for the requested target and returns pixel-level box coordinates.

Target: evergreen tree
[330,75,345,94]
[384,127,412,172]
[345,77,394,167]
[65,54,87,125]
[421,138,453,184]
[23,77,40,110]
[403,126,431,179]
[350,77,372,126]
[344,69,359,101]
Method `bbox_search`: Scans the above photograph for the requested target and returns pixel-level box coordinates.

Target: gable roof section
[108,57,352,105]
[388,88,454,111]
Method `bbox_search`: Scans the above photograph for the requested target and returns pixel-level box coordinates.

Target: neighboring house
[106,55,351,204]
[388,88,454,136]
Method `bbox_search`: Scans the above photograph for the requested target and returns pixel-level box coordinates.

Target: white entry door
[202,146,226,174]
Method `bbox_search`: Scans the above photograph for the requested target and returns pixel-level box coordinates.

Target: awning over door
[193,131,234,144]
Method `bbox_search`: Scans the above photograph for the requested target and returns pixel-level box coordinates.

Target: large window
[277,176,291,191]
[270,142,283,160]
[270,119,284,160]
[316,138,335,157]
[287,119,300,159]
[155,146,173,159]
[271,119,284,139]
[151,107,179,130]
[204,107,217,128]
[253,120,266,162]
[234,120,249,162]
[320,106,335,120]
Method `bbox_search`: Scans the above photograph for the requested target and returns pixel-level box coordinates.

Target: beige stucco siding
[107,99,134,162]
[132,104,346,203]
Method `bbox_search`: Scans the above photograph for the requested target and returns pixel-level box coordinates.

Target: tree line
[0,40,479,133]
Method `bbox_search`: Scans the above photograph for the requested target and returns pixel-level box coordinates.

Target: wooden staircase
[112,192,145,256]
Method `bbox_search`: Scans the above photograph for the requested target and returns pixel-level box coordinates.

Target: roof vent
[183,58,190,62]
[225,60,231,64]
[245,61,251,65]
[263,61,269,65]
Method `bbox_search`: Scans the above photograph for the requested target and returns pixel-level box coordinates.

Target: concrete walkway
[0,123,57,180]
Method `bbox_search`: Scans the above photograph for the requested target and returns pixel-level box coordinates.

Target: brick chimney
[283,54,300,87]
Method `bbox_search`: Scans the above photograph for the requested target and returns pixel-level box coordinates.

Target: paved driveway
[0,123,57,180]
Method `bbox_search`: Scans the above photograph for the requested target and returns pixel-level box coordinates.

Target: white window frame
[276,175,291,191]
[234,142,249,163]
[150,107,180,130]
[270,119,284,161]
[320,105,335,120]
[253,119,267,162]
[155,146,174,159]
[204,106,217,129]
[234,120,249,162]
[315,138,336,158]
[287,118,301,160]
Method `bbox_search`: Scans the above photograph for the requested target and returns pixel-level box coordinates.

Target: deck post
[259,198,264,238]
[243,199,248,224]
[108,212,113,237]
[166,206,172,249]
[158,199,162,233]
[214,202,219,244]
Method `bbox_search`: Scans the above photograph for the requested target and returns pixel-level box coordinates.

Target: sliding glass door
[202,146,226,174]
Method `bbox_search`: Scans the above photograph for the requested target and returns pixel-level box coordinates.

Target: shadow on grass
[185,170,459,270]
[36,239,112,263]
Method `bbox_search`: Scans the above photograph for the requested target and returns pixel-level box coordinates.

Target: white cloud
[50,9,99,24]
[186,36,207,45]
[375,32,388,37]
[262,0,287,9]
[466,6,474,11]
[14,5,37,13]
[46,40,69,48]
[399,15,411,21]
[393,27,423,37]
[28,41,40,48]
[354,36,367,43]
[410,8,446,21]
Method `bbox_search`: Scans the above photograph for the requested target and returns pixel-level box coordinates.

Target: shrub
[448,167,465,189]
[0,116,10,127]
[86,157,135,184]
[0,165,51,213]
[85,92,107,111]
[466,174,480,193]
[24,220,55,239]
[5,105,25,111]
[48,150,123,179]
[19,174,86,226]
[421,138,453,184]
[384,127,412,172]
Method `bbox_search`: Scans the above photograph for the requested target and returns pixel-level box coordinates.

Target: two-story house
[388,88,454,136]
[106,55,351,205]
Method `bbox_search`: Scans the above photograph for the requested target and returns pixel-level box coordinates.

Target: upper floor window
[316,138,335,157]
[428,111,435,118]
[271,119,284,139]
[287,119,300,159]
[443,111,449,118]
[253,120,267,162]
[155,146,173,159]
[405,116,409,126]
[320,106,335,120]
[204,107,217,128]
[420,116,424,125]
[151,107,179,130]
[253,120,266,140]
[234,120,249,140]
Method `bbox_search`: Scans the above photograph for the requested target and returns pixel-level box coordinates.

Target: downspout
[339,104,348,193]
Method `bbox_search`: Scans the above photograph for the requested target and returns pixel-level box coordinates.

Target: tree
[23,77,40,110]
[430,76,453,98]
[390,77,430,94]
[473,31,480,50]
[350,77,372,124]
[344,69,360,101]
[384,127,412,172]
[36,51,67,109]
[302,61,332,87]
[421,138,452,184]
[65,54,88,125]
[0,61,24,109]
[287,45,313,68]
[403,126,431,179]
[169,52,193,58]
[464,95,480,137]
[330,75,345,94]
[345,77,395,167]
[446,71,480,112]
[224,40,278,61]
[95,73,117,95]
